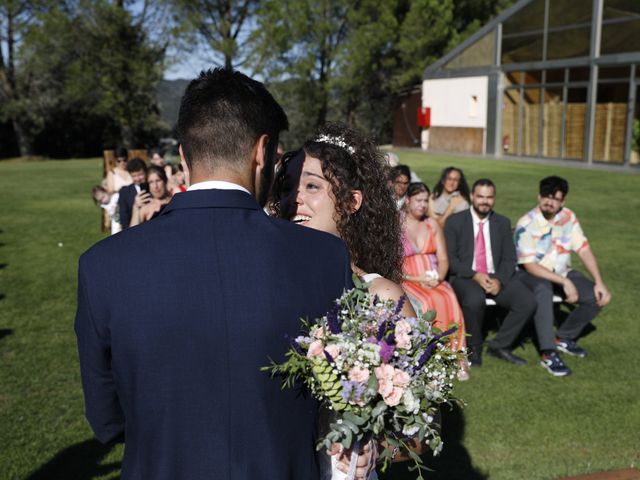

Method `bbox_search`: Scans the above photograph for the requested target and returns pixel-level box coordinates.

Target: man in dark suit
[445,178,535,366]
[75,68,353,479]
[117,157,148,229]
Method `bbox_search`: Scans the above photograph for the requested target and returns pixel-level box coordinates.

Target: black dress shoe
[486,346,527,366]
[468,347,482,367]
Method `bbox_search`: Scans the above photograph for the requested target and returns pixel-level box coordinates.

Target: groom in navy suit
[75,69,353,479]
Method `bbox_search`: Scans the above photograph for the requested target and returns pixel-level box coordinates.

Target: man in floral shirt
[515,176,611,377]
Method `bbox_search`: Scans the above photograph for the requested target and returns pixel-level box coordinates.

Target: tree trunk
[11,117,34,157]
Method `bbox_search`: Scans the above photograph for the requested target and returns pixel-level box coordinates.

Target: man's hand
[328,441,376,480]
[562,278,579,303]
[486,278,501,296]
[594,282,611,306]
[473,272,494,293]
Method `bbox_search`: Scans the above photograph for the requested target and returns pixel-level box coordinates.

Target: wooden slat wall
[593,103,627,163]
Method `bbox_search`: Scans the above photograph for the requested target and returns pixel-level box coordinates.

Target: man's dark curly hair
[273,122,403,283]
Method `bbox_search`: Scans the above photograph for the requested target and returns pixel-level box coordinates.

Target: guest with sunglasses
[104,147,133,194]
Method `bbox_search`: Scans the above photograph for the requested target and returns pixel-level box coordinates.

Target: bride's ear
[350,190,363,213]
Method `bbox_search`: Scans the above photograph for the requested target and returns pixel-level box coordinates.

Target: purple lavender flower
[324,349,335,364]
[414,342,437,372]
[353,382,366,401]
[394,295,406,315]
[378,340,395,363]
[376,321,387,341]
[285,334,305,356]
[341,380,355,402]
[327,304,341,334]
[413,326,458,372]
[341,380,366,403]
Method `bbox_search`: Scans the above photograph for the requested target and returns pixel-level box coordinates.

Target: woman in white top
[104,147,133,194]
[428,166,470,228]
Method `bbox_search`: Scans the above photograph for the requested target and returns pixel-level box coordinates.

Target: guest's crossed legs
[517,270,601,346]
[451,277,535,351]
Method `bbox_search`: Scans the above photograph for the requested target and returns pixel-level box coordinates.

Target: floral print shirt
[514,206,588,277]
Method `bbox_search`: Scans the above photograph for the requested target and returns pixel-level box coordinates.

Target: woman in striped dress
[401,182,469,380]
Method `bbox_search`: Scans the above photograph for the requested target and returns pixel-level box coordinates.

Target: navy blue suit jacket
[117,183,138,229]
[75,189,352,479]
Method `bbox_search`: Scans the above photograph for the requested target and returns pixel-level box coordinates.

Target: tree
[168,0,258,70]
[249,0,353,144]
[13,1,168,157]
[0,0,44,156]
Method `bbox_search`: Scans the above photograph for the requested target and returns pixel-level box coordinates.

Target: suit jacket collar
[160,189,262,215]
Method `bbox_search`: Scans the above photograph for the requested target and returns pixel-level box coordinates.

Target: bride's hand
[329,441,377,479]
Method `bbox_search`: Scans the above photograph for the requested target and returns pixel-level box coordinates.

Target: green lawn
[0,155,638,479]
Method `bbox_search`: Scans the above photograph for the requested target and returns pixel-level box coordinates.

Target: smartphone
[139,182,149,193]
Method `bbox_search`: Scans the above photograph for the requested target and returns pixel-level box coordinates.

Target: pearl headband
[314,134,356,155]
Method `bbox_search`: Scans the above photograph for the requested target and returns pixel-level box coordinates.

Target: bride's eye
[305,182,320,191]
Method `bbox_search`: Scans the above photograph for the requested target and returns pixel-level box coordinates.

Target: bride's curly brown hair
[273,122,402,283]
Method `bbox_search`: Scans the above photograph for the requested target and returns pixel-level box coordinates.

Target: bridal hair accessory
[263,275,465,478]
[314,134,356,155]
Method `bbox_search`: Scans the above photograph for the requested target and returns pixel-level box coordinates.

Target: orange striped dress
[401,221,466,351]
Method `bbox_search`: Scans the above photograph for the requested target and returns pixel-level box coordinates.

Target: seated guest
[104,147,132,194]
[117,157,148,229]
[389,164,411,210]
[515,176,611,376]
[400,182,469,380]
[130,165,173,227]
[150,147,173,182]
[429,166,470,228]
[169,163,187,194]
[384,152,421,182]
[92,185,121,234]
[445,178,535,367]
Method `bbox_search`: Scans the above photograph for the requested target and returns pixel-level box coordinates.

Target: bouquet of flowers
[263,277,465,478]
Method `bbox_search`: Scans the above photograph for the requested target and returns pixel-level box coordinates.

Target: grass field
[0,155,638,480]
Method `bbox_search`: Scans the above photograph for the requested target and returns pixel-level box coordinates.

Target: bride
[272,122,418,479]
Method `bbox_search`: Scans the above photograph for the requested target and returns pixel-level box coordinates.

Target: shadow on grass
[0,328,12,340]
[25,439,120,480]
[0,263,7,269]
[379,403,487,480]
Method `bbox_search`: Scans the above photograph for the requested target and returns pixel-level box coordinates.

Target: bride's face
[288,155,339,237]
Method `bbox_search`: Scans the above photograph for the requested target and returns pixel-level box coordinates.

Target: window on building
[565,88,588,160]
[632,84,640,165]
[593,81,629,164]
[443,30,496,70]
[543,88,563,158]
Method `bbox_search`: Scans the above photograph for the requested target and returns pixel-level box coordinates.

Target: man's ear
[253,134,270,172]
[179,145,191,187]
[351,190,363,213]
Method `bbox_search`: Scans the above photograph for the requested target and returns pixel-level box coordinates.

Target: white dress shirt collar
[187,180,251,196]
